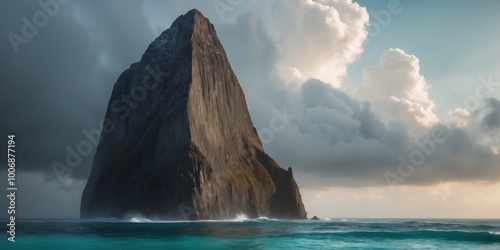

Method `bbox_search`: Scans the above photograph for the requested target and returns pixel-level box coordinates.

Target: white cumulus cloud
[253,0,369,87]
[356,48,439,134]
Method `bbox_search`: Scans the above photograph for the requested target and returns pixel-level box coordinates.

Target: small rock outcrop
[80,9,307,220]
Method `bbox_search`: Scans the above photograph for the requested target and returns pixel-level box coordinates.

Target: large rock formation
[81,9,306,220]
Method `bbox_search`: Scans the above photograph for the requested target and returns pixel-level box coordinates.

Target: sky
[1,0,500,219]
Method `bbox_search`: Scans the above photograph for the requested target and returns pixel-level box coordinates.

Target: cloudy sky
[1,0,500,219]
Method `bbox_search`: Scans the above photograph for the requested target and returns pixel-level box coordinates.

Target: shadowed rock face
[80,9,307,220]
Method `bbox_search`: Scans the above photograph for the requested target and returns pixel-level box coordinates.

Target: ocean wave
[334,230,500,243]
[248,217,280,222]
[124,214,282,223]
[290,229,500,243]
[16,219,500,248]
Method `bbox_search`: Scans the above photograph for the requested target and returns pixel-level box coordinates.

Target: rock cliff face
[80,9,307,220]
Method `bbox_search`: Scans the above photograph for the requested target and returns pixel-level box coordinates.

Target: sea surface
[1,217,500,249]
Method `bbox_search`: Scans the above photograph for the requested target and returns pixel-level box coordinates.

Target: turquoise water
[1,218,500,249]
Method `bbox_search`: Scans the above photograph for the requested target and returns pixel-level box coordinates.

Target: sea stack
[80,9,307,220]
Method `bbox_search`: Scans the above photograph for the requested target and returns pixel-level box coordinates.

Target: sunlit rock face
[80,9,306,220]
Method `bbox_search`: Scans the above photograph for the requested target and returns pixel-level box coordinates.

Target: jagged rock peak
[80,9,307,220]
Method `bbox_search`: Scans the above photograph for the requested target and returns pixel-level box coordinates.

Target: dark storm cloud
[0,170,84,219]
[268,80,500,187]
[0,0,159,181]
[0,0,250,182]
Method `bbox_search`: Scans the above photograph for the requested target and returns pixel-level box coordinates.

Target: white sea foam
[233,214,248,222]
[77,212,292,224]
[129,217,153,223]
[255,217,278,221]
[125,213,279,223]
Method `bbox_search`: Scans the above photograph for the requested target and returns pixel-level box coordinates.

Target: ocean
[2,218,500,249]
